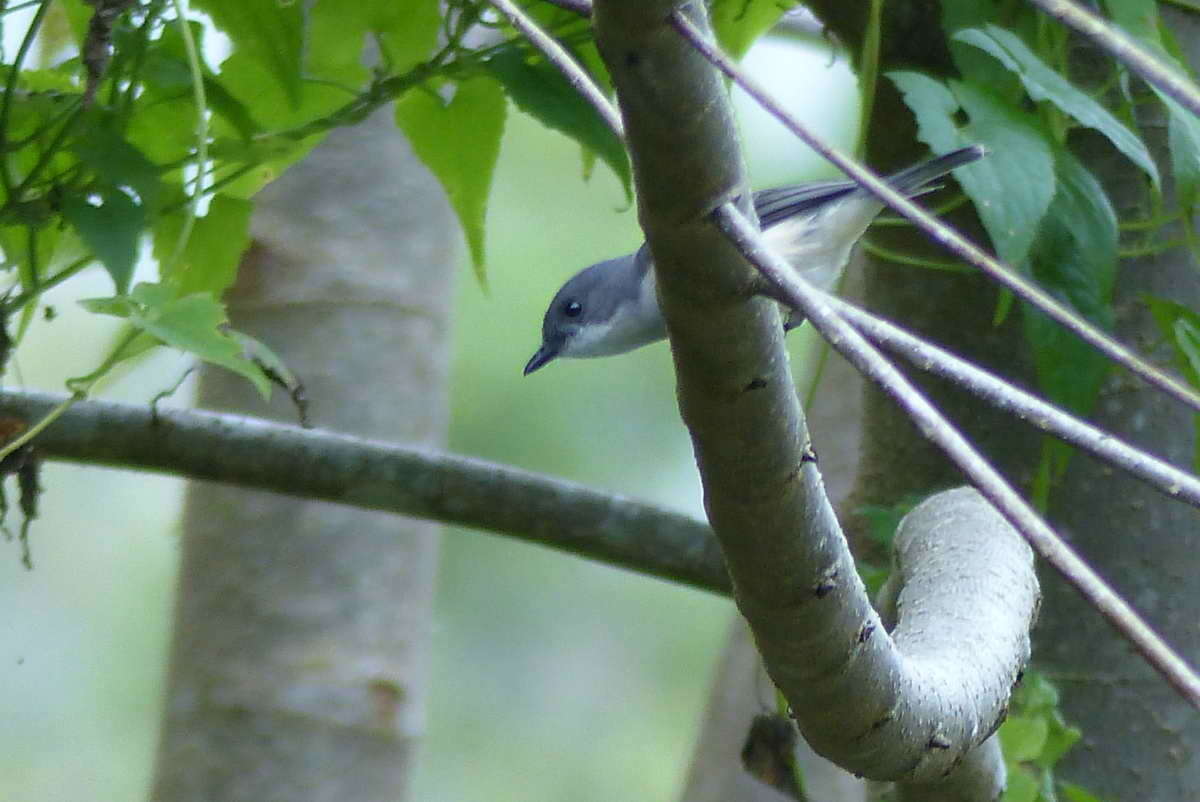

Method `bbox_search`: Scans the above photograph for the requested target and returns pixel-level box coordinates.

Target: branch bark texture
[1,389,727,593]
[592,1,1038,794]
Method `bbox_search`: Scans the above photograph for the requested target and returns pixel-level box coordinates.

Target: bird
[524,145,985,375]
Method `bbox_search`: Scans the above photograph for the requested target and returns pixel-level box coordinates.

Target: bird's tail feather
[887,144,986,195]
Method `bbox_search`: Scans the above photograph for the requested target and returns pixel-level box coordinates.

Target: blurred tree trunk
[1031,10,1200,798]
[150,107,457,801]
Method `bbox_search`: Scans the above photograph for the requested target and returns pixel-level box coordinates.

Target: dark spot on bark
[801,444,818,464]
[870,712,894,731]
[927,734,951,750]
[941,754,964,777]
[856,622,876,644]
[813,567,838,598]
[744,377,767,392]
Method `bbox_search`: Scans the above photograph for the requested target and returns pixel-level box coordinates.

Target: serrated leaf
[1000,714,1049,762]
[484,49,631,200]
[889,71,1056,267]
[121,282,271,398]
[954,25,1159,188]
[711,0,797,61]
[61,188,143,295]
[395,78,506,282]
[154,194,253,297]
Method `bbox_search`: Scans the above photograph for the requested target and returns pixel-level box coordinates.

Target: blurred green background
[0,34,856,802]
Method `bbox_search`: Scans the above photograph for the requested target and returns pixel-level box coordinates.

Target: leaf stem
[0,390,81,463]
[0,0,52,194]
[163,0,207,276]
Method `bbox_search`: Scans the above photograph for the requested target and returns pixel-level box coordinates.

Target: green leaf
[710,0,797,60]
[1000,767,1040,802]
[941,0,1022,90]
[1060,782,1104,802]
[78,295,135,316]
[395,78,507,282]
[1104,0,1200,209]
[1000,714,1048,762]
[484,49,631,201]
[192,1,304,108]
[1024,149,1117,415]
[1147,296,1200,385]
[229,329,309,425]
[82,284,271,397]
[1023,150,1117,485]
[1165,93,1200,209]
[141,21,259,142]
[143,283,271,397]
[954,25,1159,188]
[153,194,253,297]
[1038,714,1082,769]
[1104,0,1160,43]
[889,71,1056,266]
[304,0,440,88]
[70,118,163,212]
[1013,670,1061,711]
[61,188,143,295]
[361,0,441,74]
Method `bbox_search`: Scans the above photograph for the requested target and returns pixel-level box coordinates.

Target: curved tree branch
[715,200,1200,710]
[591,1,1039,795]
[0,389,729,593]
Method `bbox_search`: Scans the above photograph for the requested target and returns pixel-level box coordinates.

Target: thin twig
[668,10,1200,416]
[539,0,593,17]
[825,293,1200,511]
[1026,0,1200,121]
[488,0,623,138]
[713,200,1200,710]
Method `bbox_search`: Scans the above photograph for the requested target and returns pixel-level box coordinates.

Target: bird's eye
[563,300,583,318]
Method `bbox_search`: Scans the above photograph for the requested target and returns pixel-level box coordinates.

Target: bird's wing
[751,181,859,229]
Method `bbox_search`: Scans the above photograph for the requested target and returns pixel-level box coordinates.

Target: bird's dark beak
[523,343,558,375]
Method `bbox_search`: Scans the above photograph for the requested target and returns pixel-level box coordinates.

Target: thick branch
[713,201,1200,710]
[0,390,728,593]
[592,1,1036,793]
